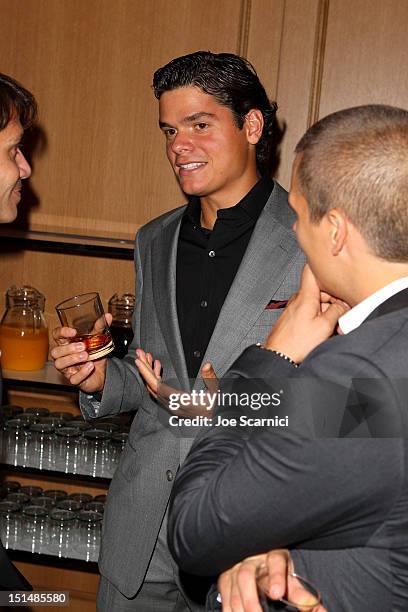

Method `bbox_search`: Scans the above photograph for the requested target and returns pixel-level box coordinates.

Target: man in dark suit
[0,71,37,590]
[167,105,408,611]
[51,52,304,610]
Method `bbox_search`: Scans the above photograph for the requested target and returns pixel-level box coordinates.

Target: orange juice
[0,325,49,370]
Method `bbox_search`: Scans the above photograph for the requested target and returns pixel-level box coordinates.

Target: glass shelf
[5,542,100,563]
[0,462,112,483]
[0,228,134,260]
[3,361,77,392]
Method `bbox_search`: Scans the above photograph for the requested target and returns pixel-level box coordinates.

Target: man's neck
[344,261,408,306]
[199,173,260,230]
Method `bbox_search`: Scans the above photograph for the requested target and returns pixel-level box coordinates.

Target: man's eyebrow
[159,112,216,129]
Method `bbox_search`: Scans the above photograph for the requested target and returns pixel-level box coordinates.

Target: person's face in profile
[0,117,31,223]
[159,85,257,203]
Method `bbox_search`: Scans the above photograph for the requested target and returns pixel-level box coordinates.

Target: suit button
[200,300,208,308]
[193,350,201,358]
[208,250,215,258]
[166,470,174,481]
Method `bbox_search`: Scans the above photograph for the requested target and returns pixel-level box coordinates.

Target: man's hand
[218,550,326,612]
[50,313,113,394]
[135,349,218,416]
[264,264,350,363]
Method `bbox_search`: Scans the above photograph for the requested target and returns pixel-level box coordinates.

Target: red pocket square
[265,299,288,310]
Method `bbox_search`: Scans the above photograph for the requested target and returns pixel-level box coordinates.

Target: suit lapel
[196,190,300,385]
[364,287,408,323]
[151,209,190,390]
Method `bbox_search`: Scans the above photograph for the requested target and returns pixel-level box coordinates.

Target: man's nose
[170,132,193,154]
[17,149,32,179]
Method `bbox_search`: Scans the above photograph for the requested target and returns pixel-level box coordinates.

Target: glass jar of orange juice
[0,286,49,371]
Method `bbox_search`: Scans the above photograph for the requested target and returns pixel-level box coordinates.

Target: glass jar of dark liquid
[108,293,135,359]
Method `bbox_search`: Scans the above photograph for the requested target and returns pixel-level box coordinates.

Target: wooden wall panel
[318,0,408,116]
[0,0,244,237]
[272,0,321,188]
[245,0,285,98]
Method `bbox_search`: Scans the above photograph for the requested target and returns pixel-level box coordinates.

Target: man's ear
[244,109,264,144]
[327,209,348,255]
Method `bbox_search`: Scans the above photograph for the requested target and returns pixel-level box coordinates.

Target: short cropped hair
[0,72,37,131]
[153,51,277,173]
[295,104,408,262]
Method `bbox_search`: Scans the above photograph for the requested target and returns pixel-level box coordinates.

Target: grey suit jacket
[80,180,305,597]
[168,289,408,611]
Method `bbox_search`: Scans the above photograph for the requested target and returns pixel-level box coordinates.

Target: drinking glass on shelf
[54,426,81,473]
[256,565,322,611]
[81,429,111,477]
[93,494,107,503]
[22,505,49,553]
[6,492,30,506]
[4,419,31,466]
[48,508,77,558]
[1,481,21,496]
[39,416,64,429]
[18,413,39,427]
[29,423,55,470]
[43,489,68,503]
[57,499,82,513]
[25,407,50,418]
[68,492,93,506]
[55,292,114,360]
[30,496,56,511]
[75,510,102,562]
[85,501,105,514]
[95,422,119,434]
[49,411,75,422]
[0,500,21,549]
[1,405,24,419]
[20,485,43,499]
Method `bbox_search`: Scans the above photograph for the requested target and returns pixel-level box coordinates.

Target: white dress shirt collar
[338,276,408,334]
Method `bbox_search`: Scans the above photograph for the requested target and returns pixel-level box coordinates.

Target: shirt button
[208,250,215,258]
[166,470,174,481]
[193,350,201,358]
[200,300,208,308]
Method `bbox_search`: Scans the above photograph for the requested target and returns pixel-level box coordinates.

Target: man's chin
[0,202,18,223]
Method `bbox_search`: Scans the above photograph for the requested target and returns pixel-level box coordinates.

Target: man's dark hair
[153,51,277,173]
[0,72,37,130]
[295,104,408,262]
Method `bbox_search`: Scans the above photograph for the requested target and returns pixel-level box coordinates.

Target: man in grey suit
[0,71,36,591]
[167,105,408,611]
[51,51,304,611]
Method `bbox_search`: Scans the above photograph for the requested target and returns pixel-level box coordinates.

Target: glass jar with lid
[108,293,135,359]
[0,285,48,371]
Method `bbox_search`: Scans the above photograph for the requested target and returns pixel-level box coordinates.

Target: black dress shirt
[176,175,274,378]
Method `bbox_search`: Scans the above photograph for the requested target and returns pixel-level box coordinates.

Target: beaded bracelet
[256,343,299,367]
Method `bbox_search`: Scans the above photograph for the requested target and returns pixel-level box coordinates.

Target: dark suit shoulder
[304,306,408,379]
